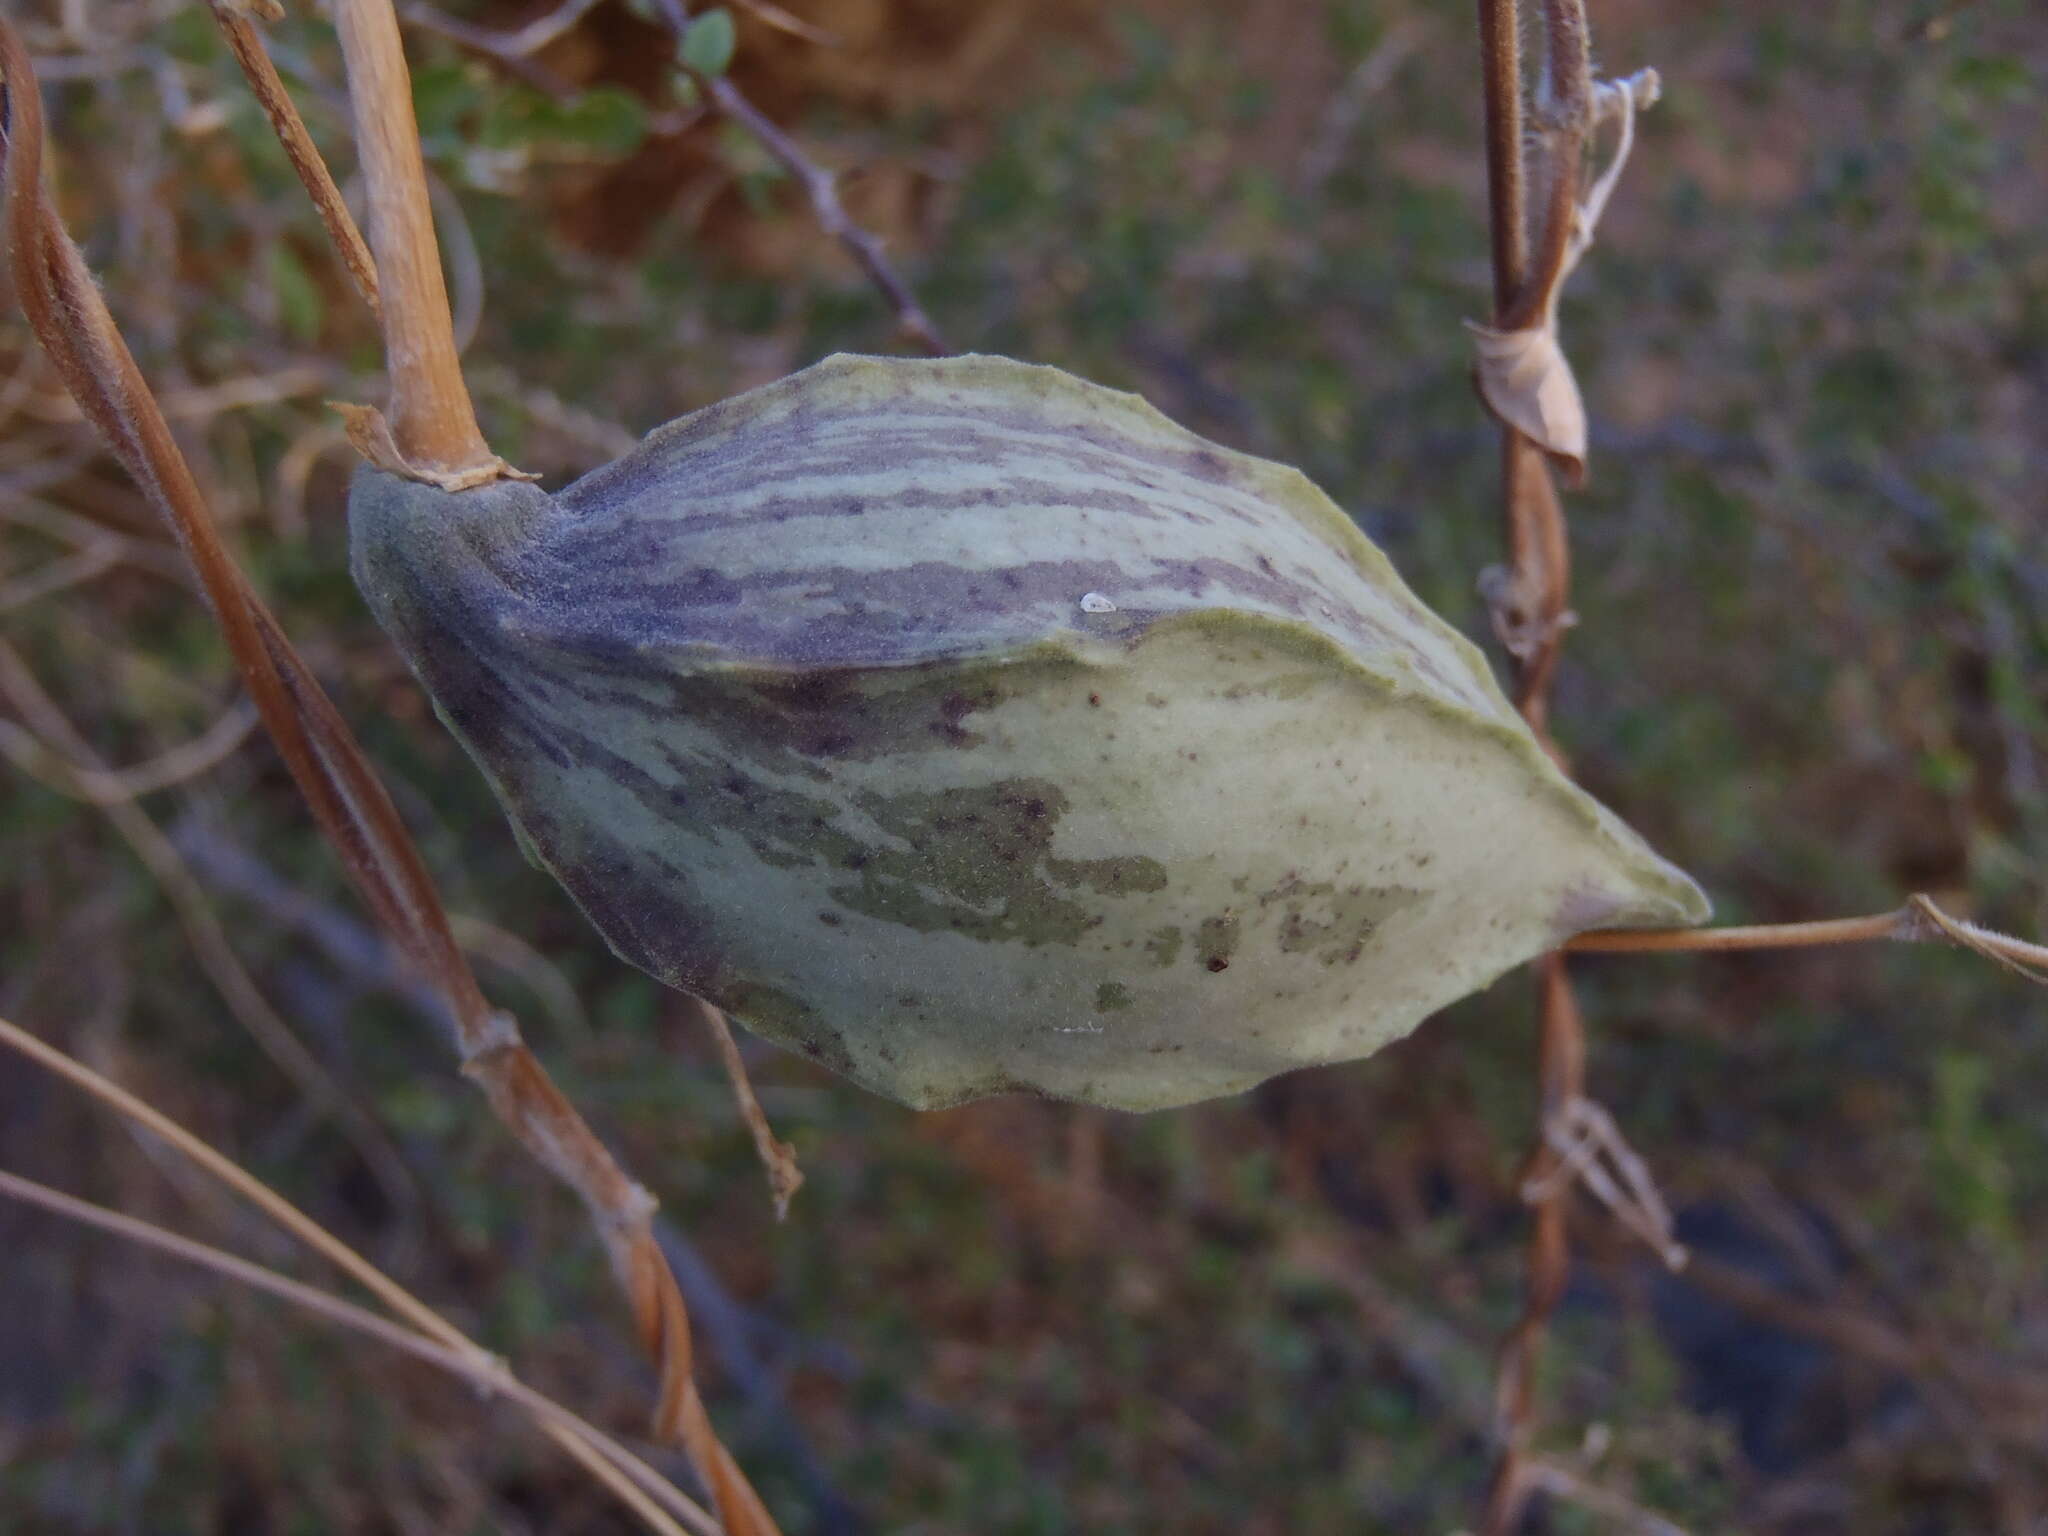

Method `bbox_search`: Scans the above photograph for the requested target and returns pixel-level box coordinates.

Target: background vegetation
[2,0,2044,1529]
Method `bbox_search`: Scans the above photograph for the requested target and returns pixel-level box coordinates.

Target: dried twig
[163,815,865,1523]
[0,695,258,802]
[0,1169,708,1536]
[328,0,508,484]
[0,26,776,1532]
[1467,5,1648,1532]
[398,0,582,98]
[393,0,940,352]
[1566,893,2048,982]
[21,362,336,422]
[1517,1458,1695,1536]
[1462,11,2048,1526]
[0,533,119,610]
[729,0,838,48]
[1525,1097,1685,1270]
[653,0,947,355]
[0,637,418,1222]
[692,72,947,355]
[440,0,604,60]
[1298,18,1429,196]
[696,998,804,1221]
[206,0,382,318]
[0,1016,716,1536]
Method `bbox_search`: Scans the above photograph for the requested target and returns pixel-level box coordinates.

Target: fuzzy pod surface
[350,353,1707,1111]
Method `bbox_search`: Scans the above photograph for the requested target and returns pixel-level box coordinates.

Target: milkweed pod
[349,353,1708,1111]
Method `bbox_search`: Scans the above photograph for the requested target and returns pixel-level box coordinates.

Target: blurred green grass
[2,0,2045,1530]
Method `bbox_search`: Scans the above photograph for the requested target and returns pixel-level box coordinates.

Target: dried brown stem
[698,999,804,1221]
[646,0,945,353]
[329,0,504,482]
[0,1016,717,1536]
[0,638,419,1221]
[1516,1459,1695,1536]
[394,0,938,352]
[399,0,583,97]
[0,1172,709,1536]
[1475,0,1526,313]
[730,0,839,48]
[696,71,948,356]
[207,0,383,319]
[1465,13,2041,1521]
[0,696,258,803]
[1567,910,1903,953]
[0,29,776,1533]
[1505,0,1591,333]
[1568,895,2048,981]
[1471,3,1602,1531]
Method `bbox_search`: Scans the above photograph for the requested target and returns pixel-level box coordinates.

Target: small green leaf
[479,86,649,157]
[1949,53,2030,105]
[268,243,323,345]
[681,7,737,77]
[412,61,486,144]
[551,88,651,155]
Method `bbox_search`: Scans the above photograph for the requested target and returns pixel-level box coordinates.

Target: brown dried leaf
[332,401,533,490]
[1466,320,1587,483]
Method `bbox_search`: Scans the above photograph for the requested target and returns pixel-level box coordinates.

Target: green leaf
[1948,53,2031,105]
[551,87,651,155]
[412,61,486,144]
[268,243,323,346]
[681,7,737,77]
[478,86,650,157]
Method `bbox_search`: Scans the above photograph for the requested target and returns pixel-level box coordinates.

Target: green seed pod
[350,353,1706,1111]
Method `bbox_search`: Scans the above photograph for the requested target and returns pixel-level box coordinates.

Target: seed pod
[350,353,1706,1111]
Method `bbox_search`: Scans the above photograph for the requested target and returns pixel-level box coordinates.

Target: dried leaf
[331,401,533,491]
[1466,319,1588,483]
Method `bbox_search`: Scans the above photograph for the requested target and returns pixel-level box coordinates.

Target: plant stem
[1568,912,1903,953]
[1473,3,1599,1531]
[1568,897,2048,978]
[1506,0,1591,331]
[1476,0,1526,312]
[330,0,498,479]
[210,1,382,319]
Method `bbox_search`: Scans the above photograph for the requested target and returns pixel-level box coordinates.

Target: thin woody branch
[694,70,949,356]
[1471,4,1603,1533]
[395,0,947,353]
[1475,0,1527,312]
[1568,894,2048,981]
[0,1016,716,1536]
[330,0,507,483]
[1507,0,1591,332]
[653,0,947,354]
[207,0,383,319]
[698,998,805,1220]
